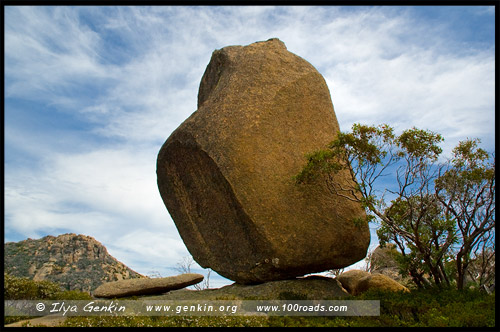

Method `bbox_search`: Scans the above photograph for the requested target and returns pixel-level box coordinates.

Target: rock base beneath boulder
[146,275,349,301]
[93,273,204,298]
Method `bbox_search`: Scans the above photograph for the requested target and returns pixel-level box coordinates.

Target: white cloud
[105,230,190,272]
[327,50,494,156]
[5,7,110,104]
[5,145,171,233]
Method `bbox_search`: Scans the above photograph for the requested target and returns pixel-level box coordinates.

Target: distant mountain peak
[4,233,145,292]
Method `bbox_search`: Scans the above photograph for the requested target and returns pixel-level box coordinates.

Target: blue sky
[4,6,495,288]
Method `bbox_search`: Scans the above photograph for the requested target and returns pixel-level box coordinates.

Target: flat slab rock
[93,273,204,298]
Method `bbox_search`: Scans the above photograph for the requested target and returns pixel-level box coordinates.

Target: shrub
[5,274,494,328]
[4,273,92,301]
[4,273,93,325]
[351,287,495,327]
[59,288,495,327]
[52,289,93,300]
[4,273,62,300]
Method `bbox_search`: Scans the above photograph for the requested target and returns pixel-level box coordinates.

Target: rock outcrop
[337,269,409,296]
[355,273,410,295]
[336,270,371,295]
[369,244,411,286]
[370,244,399,270]
[4,234,144,292]
[93,273,204,298]
[157,38,370,284]
[146,275,349,301]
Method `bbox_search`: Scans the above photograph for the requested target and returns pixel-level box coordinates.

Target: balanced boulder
[157,38,370,284]
[93,273,203,298]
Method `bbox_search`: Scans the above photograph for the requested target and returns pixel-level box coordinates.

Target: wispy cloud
[5,7,110,104]
[5,6,494,284]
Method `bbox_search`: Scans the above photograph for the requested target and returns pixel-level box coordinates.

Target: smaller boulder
[369,244,410,285]
[93,273,204,298]
[336,270,370,294]
[337,270,409,296]
[355,273,410,295]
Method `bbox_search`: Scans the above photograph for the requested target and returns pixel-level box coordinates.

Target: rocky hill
[4,233,144,292]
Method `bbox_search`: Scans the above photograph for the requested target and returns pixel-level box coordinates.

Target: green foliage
[436,138,494,195]
[433,138,495,289]
[295,123,495,291]
[396,127,443,161]
[380,195,458,286]
[4,273,63,300]
[56,288,494,327]
[62,315,270,328]
[333,123,395,164]
[4,273,92,301]
[4,273,93,325]
[293,148,339,184]
[352,216,369,228]
[10,287,493,327]
[53,289,93,300]
[294,124,397,186]
[354,287,495,327]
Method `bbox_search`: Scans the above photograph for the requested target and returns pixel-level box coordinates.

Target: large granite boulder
[157,38,370,284]
[93,273,204,298]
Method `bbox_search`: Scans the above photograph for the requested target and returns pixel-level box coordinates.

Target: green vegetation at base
[61,315,270,328]
[59,288,495,328]
[4,273,494,327]
[325,287,495,328]
[4,273,92,325]
[4,273,93,301]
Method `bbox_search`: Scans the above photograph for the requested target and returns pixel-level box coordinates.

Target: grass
[4,273,495,327]
[60,288,496,327]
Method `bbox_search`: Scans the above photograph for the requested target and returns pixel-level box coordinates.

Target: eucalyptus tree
[295,124,495,290]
